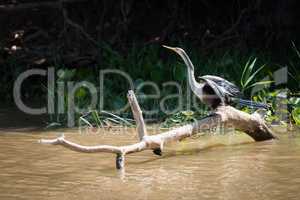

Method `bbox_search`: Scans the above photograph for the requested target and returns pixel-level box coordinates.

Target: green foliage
[1,42,298,128]
[249,89,300,126]
[79,110,134,128]
[289,96,300,126]
[240,58,273,94]
[252,90,278,110]
[292,107,300,126]
[45,45,297,127]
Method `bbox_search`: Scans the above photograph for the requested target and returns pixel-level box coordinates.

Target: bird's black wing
[199,75,241,97]
[200,77,226,104]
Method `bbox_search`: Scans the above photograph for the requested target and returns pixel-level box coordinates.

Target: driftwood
[39,90,277,169]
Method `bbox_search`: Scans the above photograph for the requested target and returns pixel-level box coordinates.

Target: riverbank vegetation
[2,43,298,129]
[0,0,299,128]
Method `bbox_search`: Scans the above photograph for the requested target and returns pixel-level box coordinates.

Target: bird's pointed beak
[162,45,177,52]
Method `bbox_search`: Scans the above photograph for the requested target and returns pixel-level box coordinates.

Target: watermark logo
[13,67,289,131]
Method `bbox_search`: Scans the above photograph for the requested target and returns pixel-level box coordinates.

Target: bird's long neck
[187,64,197,89]
[179,52,199,88]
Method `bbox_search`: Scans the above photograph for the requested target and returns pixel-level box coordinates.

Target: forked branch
[39,90,277,169]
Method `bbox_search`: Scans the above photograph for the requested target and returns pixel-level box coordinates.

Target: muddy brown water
[0,127,299,200]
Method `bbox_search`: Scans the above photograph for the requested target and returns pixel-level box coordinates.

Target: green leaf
[240,59,250,86]
[245,58,256,81]
[289,97,300,106]
[292,41,300,59]
[292,107,300,125]
[241,58,256,87]
[243,64,265,88]
[245,80,274,90]
[243,58,257,86]
[91,110,103,127]
[75,88,87,98]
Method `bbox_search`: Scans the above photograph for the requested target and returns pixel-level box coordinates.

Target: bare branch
[39,91,277,169]
[127,90,147,140]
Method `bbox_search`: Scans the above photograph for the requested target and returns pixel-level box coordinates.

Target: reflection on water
[0,128,300,200]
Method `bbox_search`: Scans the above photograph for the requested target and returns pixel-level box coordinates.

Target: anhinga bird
[163,45,269,110]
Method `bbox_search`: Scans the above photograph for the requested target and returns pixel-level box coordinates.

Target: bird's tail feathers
[238,99,270,110]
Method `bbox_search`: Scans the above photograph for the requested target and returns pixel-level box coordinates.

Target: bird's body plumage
[199,75,241,108]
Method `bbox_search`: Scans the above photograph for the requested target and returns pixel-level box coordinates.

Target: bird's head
[163,45,193,70]
[162,45,185,55]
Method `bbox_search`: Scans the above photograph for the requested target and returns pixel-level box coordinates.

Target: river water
[0,127,299,200]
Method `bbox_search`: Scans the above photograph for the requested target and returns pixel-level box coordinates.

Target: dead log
[39,90,277,169]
